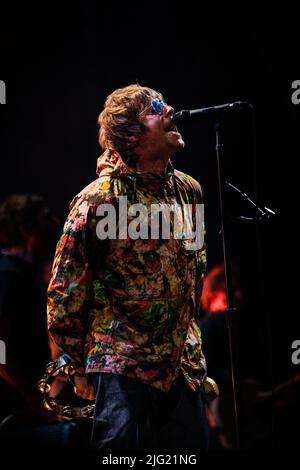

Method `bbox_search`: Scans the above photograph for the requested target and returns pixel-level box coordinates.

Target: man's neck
[135,157,170,175]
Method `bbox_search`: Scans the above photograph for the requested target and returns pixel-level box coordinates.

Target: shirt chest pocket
[122,248,165,299]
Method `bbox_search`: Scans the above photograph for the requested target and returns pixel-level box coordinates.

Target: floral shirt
[47,150,207,392]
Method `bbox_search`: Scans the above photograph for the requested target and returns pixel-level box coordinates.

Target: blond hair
[98,84,163,161]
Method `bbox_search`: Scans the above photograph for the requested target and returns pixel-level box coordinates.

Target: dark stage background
[0,1,299,450]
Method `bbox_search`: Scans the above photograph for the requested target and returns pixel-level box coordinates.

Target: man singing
[47,84,209,450]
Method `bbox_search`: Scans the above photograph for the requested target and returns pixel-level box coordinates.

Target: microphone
[172,101,253,124]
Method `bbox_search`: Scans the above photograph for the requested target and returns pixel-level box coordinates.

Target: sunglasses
[139,98,168,116]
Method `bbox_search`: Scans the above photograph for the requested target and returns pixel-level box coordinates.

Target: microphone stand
[214,119,240,449]
[214,118,275,450]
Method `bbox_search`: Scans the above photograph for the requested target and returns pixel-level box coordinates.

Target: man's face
[135,99,185,162]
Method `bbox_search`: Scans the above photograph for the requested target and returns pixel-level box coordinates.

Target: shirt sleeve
[180,179,208,388]
[47,196,93,376]
[194,181,207,319]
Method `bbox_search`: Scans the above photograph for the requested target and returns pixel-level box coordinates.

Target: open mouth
[164,123,178,133]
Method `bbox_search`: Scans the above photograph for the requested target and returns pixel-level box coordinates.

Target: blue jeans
[90,372,209,451]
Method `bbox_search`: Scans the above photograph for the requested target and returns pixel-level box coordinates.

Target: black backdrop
[0,1,299,448]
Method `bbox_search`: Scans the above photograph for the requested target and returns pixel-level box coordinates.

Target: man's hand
[74,375,95,401]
